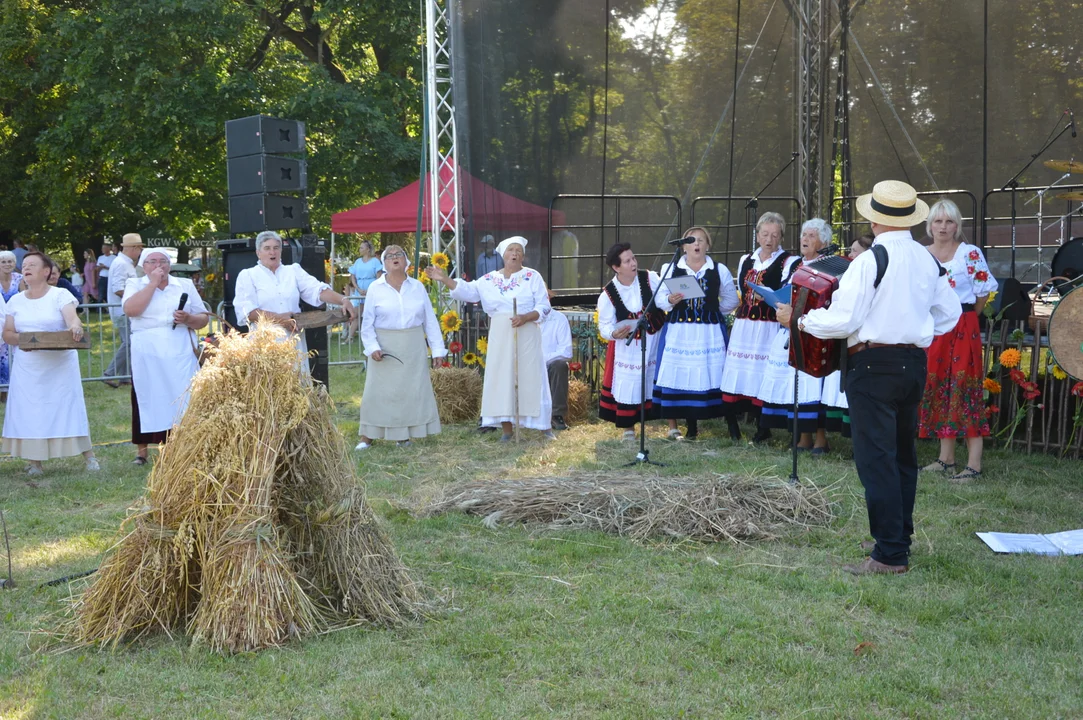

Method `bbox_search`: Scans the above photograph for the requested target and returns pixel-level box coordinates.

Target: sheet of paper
[1045,529,1083,555]
[976,532,1063,556]
[662,275,706,300]
[614,318,639,334]
[745,282,792,309]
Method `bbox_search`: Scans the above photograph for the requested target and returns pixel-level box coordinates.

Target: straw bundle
[418,472,834,544]
[567,379,591,424]
[69,323,417,653]
[429,367,483,424]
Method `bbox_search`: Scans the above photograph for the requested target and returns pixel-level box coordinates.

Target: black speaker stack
[225,115,308,234]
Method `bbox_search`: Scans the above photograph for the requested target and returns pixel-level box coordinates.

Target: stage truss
[424,0,462,276]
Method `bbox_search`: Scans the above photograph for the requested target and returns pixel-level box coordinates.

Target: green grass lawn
[2,367,1082,718]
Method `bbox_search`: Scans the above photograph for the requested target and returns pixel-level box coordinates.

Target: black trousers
[547,360,568,417]
[846,346,927,566]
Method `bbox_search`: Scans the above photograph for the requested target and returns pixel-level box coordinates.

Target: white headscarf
[380,247,411,268]
[496,236,528,257]
[137,247,173,269]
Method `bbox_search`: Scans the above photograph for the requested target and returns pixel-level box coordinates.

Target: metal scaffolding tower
[793,0,829,217]
[424,0,462,273]
[829,0,853,230]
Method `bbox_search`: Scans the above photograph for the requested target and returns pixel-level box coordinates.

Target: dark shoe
[859,540,875,551]
[843,557,908,575]
[552,415,568,431]
[949,466,982,483]
[810,445,829,456]
[478,426,497,434]
[132,456,147,466]
[921,459,955,473]
[103,379,120,389]
[751,428,772,444]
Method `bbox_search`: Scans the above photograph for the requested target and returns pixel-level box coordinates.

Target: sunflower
[983,378,1001,394]
[463,352,478,365]
[440,311,462,333]
[999,348,1021,368]
[476,337,488,355]
[204,272,216,283]
[1052,365,1068,381]
[431,252,450,270]
[478,357,485,369]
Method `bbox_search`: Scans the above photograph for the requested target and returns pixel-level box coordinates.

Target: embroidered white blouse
[940,242,998,304]
[233,262,330,326]
[360,276,447,358]
[597,271,662,340]
[449,267,551,321]
[658,256,740,314]
[737,247,801,284]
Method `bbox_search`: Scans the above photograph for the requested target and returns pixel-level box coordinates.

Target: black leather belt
[848,342,921,357]
[961,303,975,312]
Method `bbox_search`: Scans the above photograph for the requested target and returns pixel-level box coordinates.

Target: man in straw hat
[777,180,961,575]
[103,233,144,387]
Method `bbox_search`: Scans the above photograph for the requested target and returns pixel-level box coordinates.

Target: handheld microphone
[172,292,189,330]
[668,236,697,247]
[1069,108,1077,138]
[817,243,840,256]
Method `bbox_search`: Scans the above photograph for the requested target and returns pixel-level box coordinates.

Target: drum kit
[1038,159,1083,380]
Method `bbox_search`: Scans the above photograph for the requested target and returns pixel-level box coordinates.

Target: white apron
[480,313,551,430]
[131,326,200,433]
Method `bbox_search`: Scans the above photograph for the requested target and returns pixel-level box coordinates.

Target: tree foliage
[0,0,422,258]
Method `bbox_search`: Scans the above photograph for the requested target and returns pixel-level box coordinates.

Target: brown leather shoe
[859,540,875,551]
[843,556,908,575]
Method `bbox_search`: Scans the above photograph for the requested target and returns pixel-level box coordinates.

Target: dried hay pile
[567,379,592,424]
[417,472,834,544]
[69,324,418,654]
[430,367,483,424]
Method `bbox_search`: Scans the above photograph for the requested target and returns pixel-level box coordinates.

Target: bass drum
[1048,285,1083,380]
[1051,237,1083,291]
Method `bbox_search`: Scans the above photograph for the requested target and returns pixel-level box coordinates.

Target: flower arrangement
[998,361,1042,445]
[1066,382,1083,457]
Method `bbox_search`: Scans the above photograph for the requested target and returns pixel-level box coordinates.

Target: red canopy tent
[330,166,564,234]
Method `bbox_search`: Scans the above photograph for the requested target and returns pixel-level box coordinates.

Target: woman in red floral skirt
[918,199,998,482]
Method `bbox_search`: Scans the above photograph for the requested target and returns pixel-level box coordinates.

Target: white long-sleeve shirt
[596,271,662,340]
[541,309,572,365]
[233,262,330,327]
[360,276,447,358]
[449,267,551,321]
[122,276,205,333]
[801,230,961,348]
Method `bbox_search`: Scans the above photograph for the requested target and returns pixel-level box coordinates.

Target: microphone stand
[1001,119,1074,279]
[622,242,684,467]
[745,153,799,253]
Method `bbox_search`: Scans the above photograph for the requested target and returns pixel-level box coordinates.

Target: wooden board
[293,308,349,330]
[18,331,90,351]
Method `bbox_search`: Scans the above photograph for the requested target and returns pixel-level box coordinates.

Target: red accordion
[788,256,851,377]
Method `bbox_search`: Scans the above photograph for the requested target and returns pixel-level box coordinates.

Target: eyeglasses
[143,258,170,266]
[385,252,406,260]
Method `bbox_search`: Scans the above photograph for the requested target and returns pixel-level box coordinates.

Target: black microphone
[668,236,697,246]
[1070,108,1077,138]
[817,243,840,256]
[172,292,188,330]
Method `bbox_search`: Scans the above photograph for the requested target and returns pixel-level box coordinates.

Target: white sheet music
[976,529,1083,556]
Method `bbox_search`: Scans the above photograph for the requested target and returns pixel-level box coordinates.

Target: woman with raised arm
[122,248,209,465]
[427,237,555,441]
[1,252,99,475]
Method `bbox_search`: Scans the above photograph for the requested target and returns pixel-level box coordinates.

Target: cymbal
[1044,159,1083,174]
[1055,192,1083,202]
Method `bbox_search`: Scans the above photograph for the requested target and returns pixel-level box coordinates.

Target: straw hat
[855,180,929,227]
[120,233,144,248]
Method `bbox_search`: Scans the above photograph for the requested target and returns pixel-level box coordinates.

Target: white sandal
[354,441,371,451]
[622,430,636,441]
[667,428,684,441]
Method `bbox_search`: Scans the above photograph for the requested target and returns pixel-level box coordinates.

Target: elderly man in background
[102,233,144,387]
[475,234,504,278]
[541,290,572,431]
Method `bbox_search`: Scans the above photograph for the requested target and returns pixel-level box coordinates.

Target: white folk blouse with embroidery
[597,271,662,340]
[233,262,330,326]
[360,275,447,358]
[449,267,551,320]
[941,242,998,304]
[658,256,740,314]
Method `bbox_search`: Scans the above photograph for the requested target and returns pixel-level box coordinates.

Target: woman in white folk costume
[720,212,800,442]
[427,237,555,441]
[233,230,356,373]
[653,228,740,441]
[356,245,446,450]
[596,243,663,440]
[1,252,99,475]
[122,248,209,465]
[756,219,833,452]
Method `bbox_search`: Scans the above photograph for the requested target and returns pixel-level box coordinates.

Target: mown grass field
[1,366,1082,718]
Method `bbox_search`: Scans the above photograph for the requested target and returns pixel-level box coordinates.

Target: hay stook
[69,324,418,654]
